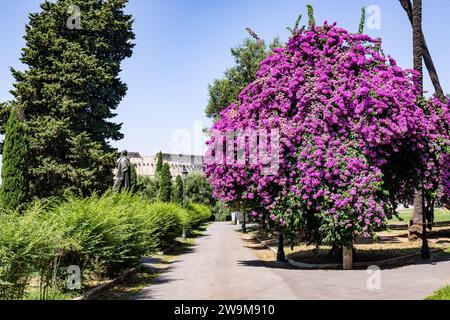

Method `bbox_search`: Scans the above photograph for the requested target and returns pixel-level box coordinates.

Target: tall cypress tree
[173,175,184,205]
[3,0,135,198]
[130,163,137,190]
[155,151,163,177]
[158,163,172,203]
[0,108,29,210]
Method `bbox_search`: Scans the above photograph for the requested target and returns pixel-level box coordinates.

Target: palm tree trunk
[408,0,430,259]
[411,0,424,235]
[409,0,424,240]
[399,0,444,96]
[413,0,423,83]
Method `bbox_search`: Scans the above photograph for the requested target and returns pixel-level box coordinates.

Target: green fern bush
[185,203,212,230]
[0,192,196,300]
[0,203,65,300]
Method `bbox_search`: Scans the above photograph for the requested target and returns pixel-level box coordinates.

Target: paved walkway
[134,222,450,300]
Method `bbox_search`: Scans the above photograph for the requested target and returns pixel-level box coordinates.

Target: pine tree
[2,0,135,199]
[173,175,184,204]
[155,151,163,176]
[158,163,172,203]
[0,108,29,211]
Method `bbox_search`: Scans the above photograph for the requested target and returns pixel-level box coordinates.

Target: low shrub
[49,192,150,277]
[142,202,184,249]
[0,204,64,300]
[0,192,191,300]
[185,203,212,230]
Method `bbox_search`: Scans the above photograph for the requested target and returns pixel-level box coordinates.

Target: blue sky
[0,0,449,156]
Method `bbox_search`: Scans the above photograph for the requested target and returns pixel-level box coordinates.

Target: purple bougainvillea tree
[205,22,449,250]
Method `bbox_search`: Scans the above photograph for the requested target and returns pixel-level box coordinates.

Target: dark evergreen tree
[158,163,172,203]
[172,175,184,204]
[130,163,137,191]
[155,151,163,176]
[0,108,29,210]
[2,0,135,199]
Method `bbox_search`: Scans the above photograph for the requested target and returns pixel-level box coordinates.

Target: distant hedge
[185,203,212,230]
[0,192,211,300]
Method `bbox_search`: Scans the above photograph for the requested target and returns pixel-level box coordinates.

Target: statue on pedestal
[113,150,131,191]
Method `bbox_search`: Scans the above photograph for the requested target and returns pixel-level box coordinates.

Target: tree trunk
[234,200,240,225]
[236,200,247,232]
[342,246,353,270]
[409,1,430,260]
[409,0,425,240]
[413,0,423,85]
[409,190,423,241]
[421,183,431,259]
[277,233,286,263]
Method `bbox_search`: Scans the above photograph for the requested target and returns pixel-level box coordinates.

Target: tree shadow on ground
[288,246,450,268]
[186,224,212,240]
[237,260,296,270]
[92,264,177,300]
[241,238,270,251]
[164,241,198,257]
[241,227,450,270]
[141,257,174,271]
[131,272,178,300]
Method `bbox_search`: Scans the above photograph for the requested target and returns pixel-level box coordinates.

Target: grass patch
[390,208,450,224]
[426,286,450,300]
[24,290,79,301]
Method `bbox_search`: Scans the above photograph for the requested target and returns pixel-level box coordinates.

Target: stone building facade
[129,152,204,179]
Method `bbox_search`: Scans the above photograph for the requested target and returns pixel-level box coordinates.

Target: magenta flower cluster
[205,23,449,245]
[442,154,450,209]
[428,97,450,208]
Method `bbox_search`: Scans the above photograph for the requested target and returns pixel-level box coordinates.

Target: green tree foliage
[307,4,316,28]
[213,201,232,221]
[287,14,303,35]
[0,101,12,137]
[358,6,366,34]
[0,108,29,211]
[185,173,215,207]
[158,163,172,202]
[173,175,184,204]
[2,0,135,199]
[155,151,163,176]
[205,37,282,120]
[184,203,212,230]
[138,176,160,202]
[130,163,137,190]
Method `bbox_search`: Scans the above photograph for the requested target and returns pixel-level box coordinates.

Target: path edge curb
[248,231,440,270]
[73,268,138,300]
